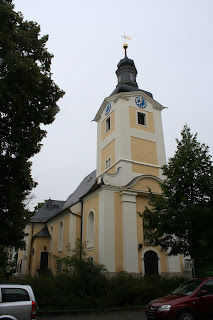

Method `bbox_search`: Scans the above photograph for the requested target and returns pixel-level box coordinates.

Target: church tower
[92,43,171,274]
[94,43,166,186]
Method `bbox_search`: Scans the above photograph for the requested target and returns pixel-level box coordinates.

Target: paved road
[38,309,146,320]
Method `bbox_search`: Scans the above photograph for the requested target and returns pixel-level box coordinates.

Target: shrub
[16,273,186,311]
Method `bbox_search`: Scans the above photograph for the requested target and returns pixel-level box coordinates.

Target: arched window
[58,221,63,252]
[87,211,94,248]
[50,226,53,252]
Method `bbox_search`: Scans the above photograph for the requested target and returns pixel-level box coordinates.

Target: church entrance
[144,250,159,275]
[40,252,48,270]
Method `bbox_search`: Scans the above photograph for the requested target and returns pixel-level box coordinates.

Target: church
[17,43,190,277]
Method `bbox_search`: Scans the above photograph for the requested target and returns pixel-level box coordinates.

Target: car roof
[0,283,31,288]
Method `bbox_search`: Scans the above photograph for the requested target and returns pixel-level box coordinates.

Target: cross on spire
[121,33,132,57]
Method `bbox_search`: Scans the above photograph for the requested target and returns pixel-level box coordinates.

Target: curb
[38,306,145,316]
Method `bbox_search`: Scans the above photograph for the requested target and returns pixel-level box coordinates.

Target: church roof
[110,83,153,98]
[31,199,65,223]
[33,226,51,238]
[63,170,96,209]
[31,170,97,223]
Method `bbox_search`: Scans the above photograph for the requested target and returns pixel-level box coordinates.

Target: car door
[197,280,213,319]
[0,287,32,320]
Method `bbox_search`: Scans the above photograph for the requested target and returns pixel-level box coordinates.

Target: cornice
[93,91,166,122]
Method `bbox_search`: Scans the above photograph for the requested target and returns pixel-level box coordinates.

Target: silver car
[0,284,37,320]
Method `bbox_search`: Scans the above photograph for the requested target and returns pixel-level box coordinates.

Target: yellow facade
[83,194,99,262]
[101,110,115,141]
[130,177,162,194]
[131,137,158,165]
[30,237,50,275]
[129,106,155,133]
[101,139,115,173]
[76,215,81,240]
[132,163,159,176]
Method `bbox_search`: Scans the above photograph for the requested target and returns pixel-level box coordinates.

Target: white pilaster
[22,224,31,274]
[166,253,181,273]
[99,188,115,271]
[121,191,138,272]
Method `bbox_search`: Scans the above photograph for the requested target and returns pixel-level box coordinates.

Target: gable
[128,176,162,194]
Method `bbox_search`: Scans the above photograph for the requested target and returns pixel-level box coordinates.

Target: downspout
[80,199,83,259]
[28,223,34,274]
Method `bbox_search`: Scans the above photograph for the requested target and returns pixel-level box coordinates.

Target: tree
[54,240,108,297]
[141,125,213,275]
[0,0,65,250]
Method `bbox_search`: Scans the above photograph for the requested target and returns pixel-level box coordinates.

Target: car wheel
[178,310,195,320]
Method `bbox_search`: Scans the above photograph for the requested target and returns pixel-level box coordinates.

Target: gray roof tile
[62,170,96,210]
[33,226,51,238]
[31,170,97,223]
[31,200,65,223]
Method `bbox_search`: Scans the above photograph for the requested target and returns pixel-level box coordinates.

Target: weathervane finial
[121,33,132,57]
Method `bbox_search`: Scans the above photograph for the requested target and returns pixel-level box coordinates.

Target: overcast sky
[14,0,213,210]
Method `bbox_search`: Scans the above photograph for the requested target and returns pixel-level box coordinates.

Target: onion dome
[110,43,153,98]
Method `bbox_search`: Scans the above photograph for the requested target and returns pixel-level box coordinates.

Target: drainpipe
[80,199,83,259]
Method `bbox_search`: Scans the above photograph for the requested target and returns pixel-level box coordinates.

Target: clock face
[105,102,111,116]
[135,96,147,109]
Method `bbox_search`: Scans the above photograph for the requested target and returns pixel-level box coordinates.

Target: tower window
[106,158,111,169]
[137,111,147,126]
[106,117,111,132]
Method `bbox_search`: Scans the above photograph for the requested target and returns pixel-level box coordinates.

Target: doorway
[40,252,48,269]
[144,250,159,275]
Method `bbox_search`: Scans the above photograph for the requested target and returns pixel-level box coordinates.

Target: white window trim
[87,210,95,250]
[58,221,63,252]
[105,116,111,133]
[105,157,111,169]
[137,110,148,127]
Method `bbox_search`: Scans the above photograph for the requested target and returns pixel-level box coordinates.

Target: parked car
[0,283,37,320]
[145,277,213,320]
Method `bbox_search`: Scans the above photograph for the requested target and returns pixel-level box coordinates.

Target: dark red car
[145,277,213,320]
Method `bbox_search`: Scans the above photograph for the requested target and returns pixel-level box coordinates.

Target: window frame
[105,157,111,169]
[105,116,111,132]
[87,211,95,249]
[58,221,63,252]
[137,111,147,127]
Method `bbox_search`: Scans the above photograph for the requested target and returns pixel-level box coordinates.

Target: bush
[11,273,186,311]
[9,241,187,311]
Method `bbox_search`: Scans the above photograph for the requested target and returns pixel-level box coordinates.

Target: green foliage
[0,0,65,251]
[0,245,8,280]
[54,240,108,298]
[13,273,186,310]
[33,200,47,213]
[141,125,213,274]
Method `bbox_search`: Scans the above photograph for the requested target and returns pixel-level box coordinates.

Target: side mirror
[197,290,208,297]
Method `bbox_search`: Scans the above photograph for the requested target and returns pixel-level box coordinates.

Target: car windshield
[172,280,203,296]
